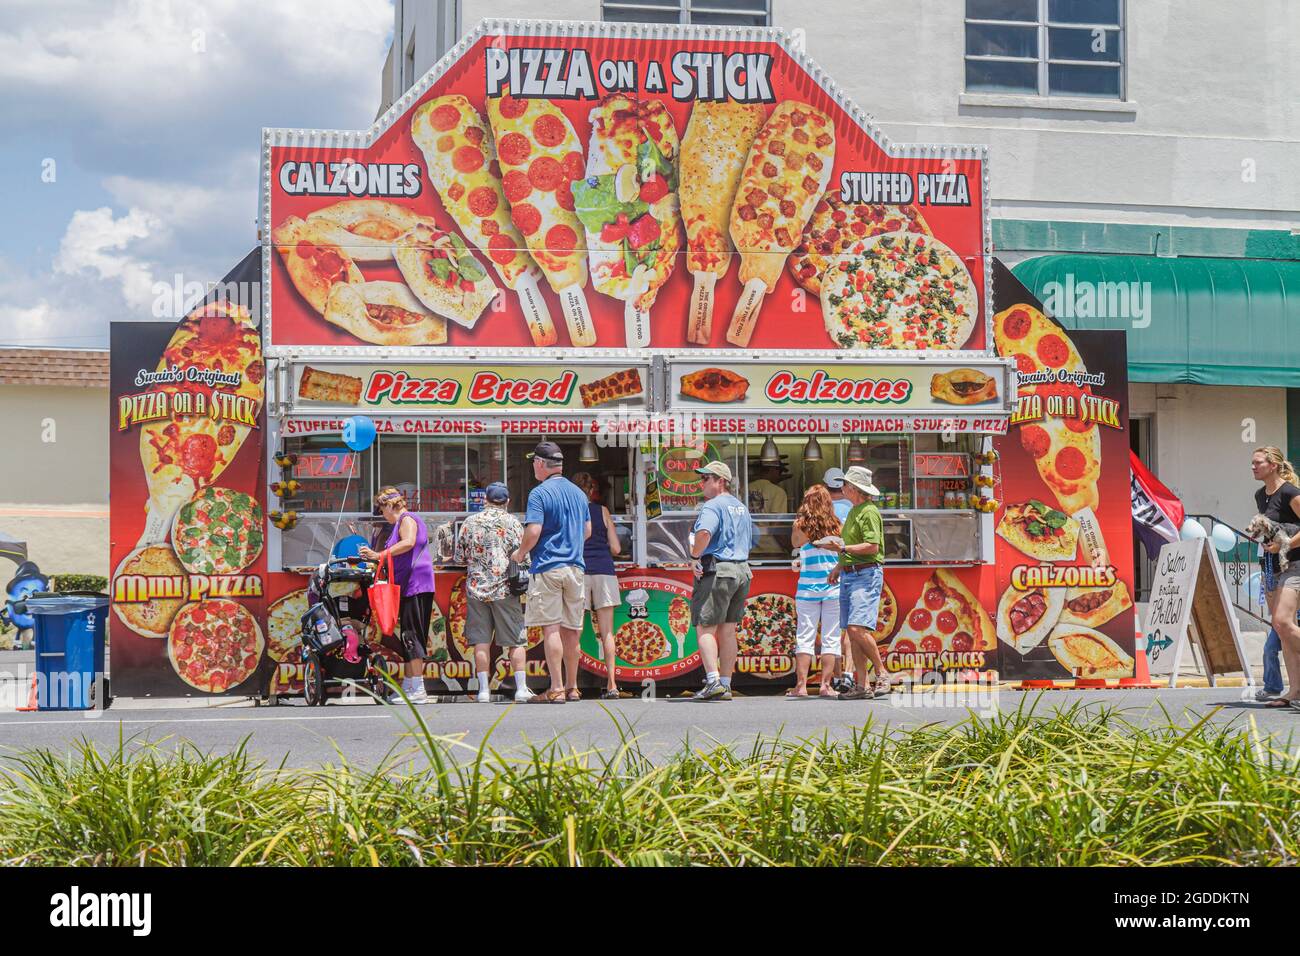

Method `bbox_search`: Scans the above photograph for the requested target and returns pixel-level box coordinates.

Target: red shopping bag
[368,553,401,638]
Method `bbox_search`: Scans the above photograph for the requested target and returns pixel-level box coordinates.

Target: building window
[602,0,771,26]
[965,0,1123,98]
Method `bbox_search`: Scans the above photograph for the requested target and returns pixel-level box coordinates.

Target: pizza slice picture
[1058,581,1133,629]
[391,223,497,331]
[579,368,643,408]
[996,584,1066,655]
[298,367,363,405]
[679,101,766,344]
[886,569,997,659]
[1019,411,1102,515]
[411,95,557,346]
[448,576,468,661]
[788,196,930,295]
[727,101,836,347]
[168,599,265,694]
[821,233,977,350]
[931,368,998,405]
[679,368,749,403]
[273,215,365,315]
[993,304,1086,390]
[305,199,424,262]
[1047,623,1134,679]
[995,499,1080,561]
[323,279,449,347]
[111,544,186,639]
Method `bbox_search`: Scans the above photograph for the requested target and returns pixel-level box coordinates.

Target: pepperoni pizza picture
[614,619,668,667]
[668,597,691,643]
[168,599,265,693]
[788,196,930,295]
[886,570,996,661]
[579,368,643,408]
[869,580,899,645]
[993,304,1086,388]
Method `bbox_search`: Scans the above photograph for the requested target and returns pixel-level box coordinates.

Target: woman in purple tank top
[360,486,434,703]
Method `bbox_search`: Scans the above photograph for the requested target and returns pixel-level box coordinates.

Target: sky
[0,0,395,349]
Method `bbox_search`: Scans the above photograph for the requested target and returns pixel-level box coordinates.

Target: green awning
[1011,254,1300,386]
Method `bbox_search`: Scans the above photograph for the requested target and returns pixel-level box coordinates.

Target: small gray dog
[1246,514,1299,572]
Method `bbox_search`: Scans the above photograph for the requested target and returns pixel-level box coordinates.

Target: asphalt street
[0,686,1293,769]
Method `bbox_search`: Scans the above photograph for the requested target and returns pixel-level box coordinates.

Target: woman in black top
[1251,446,1300,709]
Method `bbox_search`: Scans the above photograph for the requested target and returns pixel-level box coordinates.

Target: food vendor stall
[106,18,1136,698]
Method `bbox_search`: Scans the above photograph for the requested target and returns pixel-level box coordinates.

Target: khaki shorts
[1271,565,1300,594]
[691,560,752,628]
[585,574,621,611]
[466,593,527,647]
[524,565,586,630]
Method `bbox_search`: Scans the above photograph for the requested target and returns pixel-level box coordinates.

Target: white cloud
[54,207,162,310]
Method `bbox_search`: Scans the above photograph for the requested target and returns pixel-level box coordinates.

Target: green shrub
[51,574,108,594]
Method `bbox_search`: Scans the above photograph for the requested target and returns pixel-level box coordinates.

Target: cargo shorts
[691,560,752,629]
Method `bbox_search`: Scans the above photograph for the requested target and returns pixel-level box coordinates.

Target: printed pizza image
[870,581,899,645]
[526,626,545,650]
[679,368,749,403]
[996,500,1081,562]
[298,367,363,405]
[1018,390,1102,515]
[788,196,930,295]
[273,215,365,316]
[668,596,691,641]
[111,545,186,639]
[996,584,1065,655]
[305,199,423,262]
[736,593,797,658]
[993,304,1086,389]
[448,577,467,660]
[266,588,308,663]
[821,232,977,350]
[1047,624,1134,679]
[614,619,668,667]
[579,368,643,408]
[930,368,998,405]
[392,223,497,331]
[322,279,449,347]
[171,486,264,575]
[887,569,996,659]
[168,599,265,693]
[1058,582,1133,629]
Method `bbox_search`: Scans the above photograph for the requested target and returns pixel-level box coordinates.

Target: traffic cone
[1072,677,1110,688]
[16,673,38,712]
[1118,617,1159,689]
[1015,679,1058,690]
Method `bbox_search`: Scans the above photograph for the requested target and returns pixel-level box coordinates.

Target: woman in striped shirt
[788,484,843,698]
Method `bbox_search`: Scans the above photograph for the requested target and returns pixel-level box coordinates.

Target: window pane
[602,1,681,22]
[465,437,504,512]
[966,23,1038,57]
[1049,26,1120,61]
[377,436,420,508]
[1049,0,1120,25]
[1048,62,1120,96]
[966,0,1037,22]
[691,10,769,25]
[965,58,1038,93]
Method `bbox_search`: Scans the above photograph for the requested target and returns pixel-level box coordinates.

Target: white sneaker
[407,685,429,704]
[513,687,536,702]
[476,688,492,703]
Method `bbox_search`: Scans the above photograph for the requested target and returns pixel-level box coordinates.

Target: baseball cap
[822,467,845,490]
[526,441,564,463]
[843,465,881,496]
[695,460,733,482]
[485,481,510,504]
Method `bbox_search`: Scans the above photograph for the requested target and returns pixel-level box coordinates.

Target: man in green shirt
[825,466,890,700]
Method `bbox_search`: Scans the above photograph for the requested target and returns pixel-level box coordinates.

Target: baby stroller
[299,556,391,706]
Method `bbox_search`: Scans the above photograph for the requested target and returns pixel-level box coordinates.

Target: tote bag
[368,553,401,638]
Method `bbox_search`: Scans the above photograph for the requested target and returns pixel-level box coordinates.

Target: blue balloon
[343,416,376,452]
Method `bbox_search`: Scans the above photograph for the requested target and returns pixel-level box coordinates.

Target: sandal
[786,688,808,698]
[566,688,582,702]
[1261,697,1292,708]
[527,689,567,704]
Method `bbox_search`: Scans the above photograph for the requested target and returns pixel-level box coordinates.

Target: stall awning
[1011,255,1300,387]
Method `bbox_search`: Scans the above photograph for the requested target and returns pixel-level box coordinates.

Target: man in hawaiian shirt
[454,482,534,702]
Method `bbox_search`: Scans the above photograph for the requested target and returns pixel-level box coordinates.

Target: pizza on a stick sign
[262,19,989,355]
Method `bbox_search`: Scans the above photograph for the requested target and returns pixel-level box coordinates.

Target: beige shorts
[1271,565,1300,594]
[585,574,621,611]
[524,565,586,630]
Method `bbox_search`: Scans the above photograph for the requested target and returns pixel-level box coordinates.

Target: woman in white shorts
[574,472,623,700]
[789,484,842,698]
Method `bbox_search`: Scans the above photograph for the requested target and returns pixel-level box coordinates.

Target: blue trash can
[23,593,109,711]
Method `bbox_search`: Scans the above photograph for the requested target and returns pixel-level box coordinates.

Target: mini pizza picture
[679,368,749,403]
[112,545,186,639]
[668,596,691,642]
[266,588,308,663]
[996,500,1081,562]
[1047,624,1134,679]
[736,593,797,659]
[1058,581,1133,629]
[579,368,643,408]
[821,232,977,350]
[614,619,668,667]
[789,196,930,295]
[298,367,363,405]
[887,569,996,660]
[171,486,264,575]
[931,368,998,405]
[168,599,265,693]
[870,581,899,645]
[996,584,1066,655]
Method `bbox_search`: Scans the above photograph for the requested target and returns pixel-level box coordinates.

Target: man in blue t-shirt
[688,460,754,701]
[823,467,853,524]
[512,441,591,704]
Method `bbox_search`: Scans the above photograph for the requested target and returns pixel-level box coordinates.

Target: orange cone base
[1015,679,1060,690]
[16,673,38,712]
